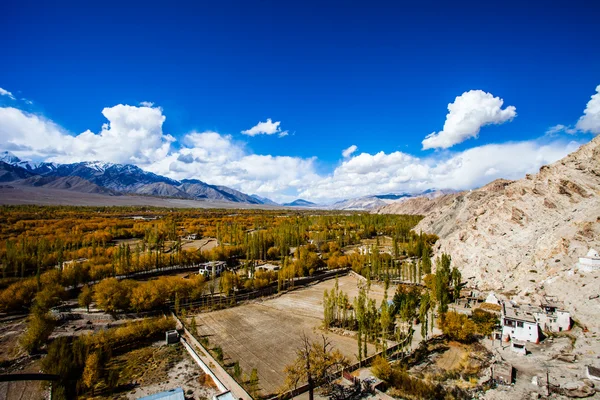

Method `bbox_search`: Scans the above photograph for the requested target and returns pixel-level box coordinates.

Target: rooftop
[138,388,185,400]
[503,303,538,323]
[540,297,566,310]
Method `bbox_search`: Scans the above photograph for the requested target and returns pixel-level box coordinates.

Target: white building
[501,303,540,343]
[485,292,500,305]
[577,249,600,272]
[534,299,571,332]
[510,339,527,356]
[199,261,226,278]
[256,263,280,272]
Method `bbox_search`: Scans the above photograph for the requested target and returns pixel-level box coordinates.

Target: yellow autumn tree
[82,352,101,394]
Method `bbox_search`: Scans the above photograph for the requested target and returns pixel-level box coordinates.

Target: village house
[198,261,226,278]
[57,258,88,269]
[534,298,571,332]
[501,296,572,345]
[501,302,540,343]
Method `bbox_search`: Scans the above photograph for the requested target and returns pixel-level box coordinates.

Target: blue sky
[1,1,599,202]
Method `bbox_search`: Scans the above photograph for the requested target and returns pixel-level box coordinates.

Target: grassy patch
[103,344,183,392]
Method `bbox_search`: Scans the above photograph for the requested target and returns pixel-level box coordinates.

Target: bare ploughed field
[192,274,393,396]
[182,238,219,252]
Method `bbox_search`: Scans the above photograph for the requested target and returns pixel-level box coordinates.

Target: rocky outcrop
[377,136,600,307]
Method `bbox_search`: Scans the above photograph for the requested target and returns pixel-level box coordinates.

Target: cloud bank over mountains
[0,85,597,203]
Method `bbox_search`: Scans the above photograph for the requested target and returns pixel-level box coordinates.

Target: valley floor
[191,274,393,397]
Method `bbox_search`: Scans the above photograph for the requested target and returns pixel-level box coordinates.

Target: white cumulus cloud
[342,145,358,158]
[0,87,592,204]
[422,90,517,150]
[0,104,174,165]
[546,124,578,136]
[241,118,288,137]
[0,87,16,100]
[575,84,600,134]
[300,139,580,202]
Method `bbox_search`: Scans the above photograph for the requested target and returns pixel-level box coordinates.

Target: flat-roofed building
[139,388,185,400]
[501,302,540,343]
[199,261,226,277]
[534,298,571,332]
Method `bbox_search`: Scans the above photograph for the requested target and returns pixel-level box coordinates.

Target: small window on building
[517,321,524,328]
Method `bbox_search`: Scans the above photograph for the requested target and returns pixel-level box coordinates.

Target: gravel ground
[192,275,393,397]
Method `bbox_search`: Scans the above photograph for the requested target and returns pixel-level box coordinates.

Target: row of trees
[91,275,206,313]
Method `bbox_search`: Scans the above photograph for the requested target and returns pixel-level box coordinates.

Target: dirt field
[116,343,219,400]
[0,317,47,400]
[192,274,394,396]
[182,238,219,252]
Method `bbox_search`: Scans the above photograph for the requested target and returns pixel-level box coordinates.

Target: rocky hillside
[377,136,600,314]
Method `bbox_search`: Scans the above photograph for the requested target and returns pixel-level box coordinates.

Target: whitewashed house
[501,303,540,343]
[198,261,226,278]
[534,298,571,332]
[577,249,600,272]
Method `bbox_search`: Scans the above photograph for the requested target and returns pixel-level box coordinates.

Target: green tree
[434,253,451,315]
[419,293,431,340]
[421,246,432,274]
[451,266,462,300]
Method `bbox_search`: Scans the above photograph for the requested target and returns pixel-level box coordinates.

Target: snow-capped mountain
[0,152,267,204]
[0,151,55,172]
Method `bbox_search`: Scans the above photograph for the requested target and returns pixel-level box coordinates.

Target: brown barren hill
[377,136,600,328]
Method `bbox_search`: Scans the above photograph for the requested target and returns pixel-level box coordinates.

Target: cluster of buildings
[456,287,573,355]
[500,297,571,354]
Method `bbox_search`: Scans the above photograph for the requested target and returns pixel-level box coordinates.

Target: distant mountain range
[0,151,264,205]
[0,151,456,209]
[328,190,457,210]
[250,194,279,205]
[282,199,317,207]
